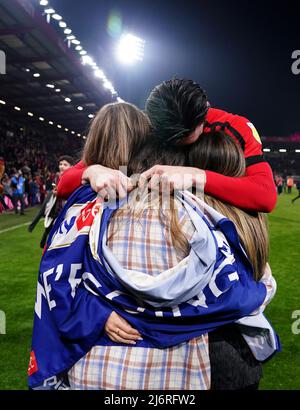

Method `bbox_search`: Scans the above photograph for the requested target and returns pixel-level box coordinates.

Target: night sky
[51,0,300,136]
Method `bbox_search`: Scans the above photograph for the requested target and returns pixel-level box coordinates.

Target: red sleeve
[57,160,87,199]
[205,162,277,213]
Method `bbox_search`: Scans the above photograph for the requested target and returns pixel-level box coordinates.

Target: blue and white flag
[29,186,280,389]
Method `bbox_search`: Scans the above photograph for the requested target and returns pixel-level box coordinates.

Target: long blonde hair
[189,131,269,280]
[126,131,269,280]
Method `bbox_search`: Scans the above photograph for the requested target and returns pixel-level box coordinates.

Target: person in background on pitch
[291,179,300,204]
[11,168,26,215]
[57,78,277,215]
[28,155,75,248]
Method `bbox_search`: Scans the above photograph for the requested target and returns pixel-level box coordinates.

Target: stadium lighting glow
[75,45,82,51]
[57,124,62,128]
[67,35,75,40]
[79,50,87,55]
[46,83,55,88]
[65,128,69,132]
[44,8,55,14]
[65,97,71,103]
[59,21,67,28]
[0,100,6,105]
[117,97,124,102]
[40,0,49,6]
[81,55,94,66]
[103,81,114,92]
[77,106,83,111]
[71,131,75,134]
[39,117,45,121]
[64,28,72,35]
[27,112,33,116]
[263,148,271,152]
[25,68,30,72]
[296,149,300,153]
[77,133,81,137]
[116,33,145,65]
[49,121,54,125]
[279,149,287,153]
[71,39,80,45]
[14,106,21,111]
[88,114,94,118]
[33,73,40,77]
[94,69,105,79]
[83,136,86,139]
[52,14,62,21]
[55,88,61,92]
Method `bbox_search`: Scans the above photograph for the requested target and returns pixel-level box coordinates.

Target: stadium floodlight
[14,106,21,111]
[75,45,82,51]
[116,33,145,65]
[279,149,287,153]
[0,99,6,105]
[81,55,94,66]
[52,14,62,21]
[33,73,40,77]
[77,133,81,137]
[39,117,45,121]
[65,97,71,103]
[44,8,55,14]
[25,68,30,72]
[71,39,80,45]
[49,121,54,125]
[57,124,62,129]
[64,28,72,35]
[40,0,49,6]
[296,149,300,153]
[65,128,69,132]
[59,21,67,28]
[77,106,83,111]
[67,35,75,40]
[55,88,61,92]
[117,97,124,102]
[46,83,55,88]
[27,112,33,116]
[88,114,94,118]
[71,131,75,134]
[263,148,271,152]
[79,50,87,55]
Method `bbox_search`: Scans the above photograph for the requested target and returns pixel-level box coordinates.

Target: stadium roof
[0,0,118,137]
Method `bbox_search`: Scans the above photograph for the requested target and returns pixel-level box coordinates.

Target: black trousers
[12,194,25,214]
[209,324,262,390]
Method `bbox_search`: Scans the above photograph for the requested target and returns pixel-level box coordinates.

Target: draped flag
[29,185,280,389]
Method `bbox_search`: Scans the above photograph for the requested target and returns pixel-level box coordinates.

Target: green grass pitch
[0,192,299,390]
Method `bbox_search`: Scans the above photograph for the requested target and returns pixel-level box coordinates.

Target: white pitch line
[0,222,30,234]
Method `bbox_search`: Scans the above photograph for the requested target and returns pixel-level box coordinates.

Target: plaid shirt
[69,203,211,390]
[68,202,275,390]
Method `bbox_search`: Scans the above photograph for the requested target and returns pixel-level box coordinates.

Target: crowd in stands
[1,117,300,215]
[0,118,82,215]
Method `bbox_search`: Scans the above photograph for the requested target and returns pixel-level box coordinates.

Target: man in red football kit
[58,78,276,212]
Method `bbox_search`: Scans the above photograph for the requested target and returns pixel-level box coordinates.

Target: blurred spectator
[287,176,294,194]
[28,155,75,248]
[11,169,25,215]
